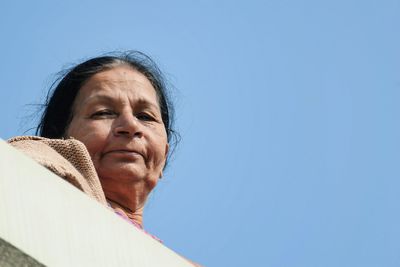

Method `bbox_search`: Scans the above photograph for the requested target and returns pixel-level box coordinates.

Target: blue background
[1,1,399,266]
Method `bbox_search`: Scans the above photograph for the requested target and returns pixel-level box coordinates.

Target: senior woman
[8,51,201,266]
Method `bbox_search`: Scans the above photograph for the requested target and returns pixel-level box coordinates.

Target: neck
[107,197,145,227]
[102,180,153,228]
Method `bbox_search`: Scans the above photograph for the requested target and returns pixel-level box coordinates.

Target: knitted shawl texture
[7,136,107,206]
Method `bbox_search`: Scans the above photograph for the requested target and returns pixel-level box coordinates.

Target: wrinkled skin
[66,66,169,223]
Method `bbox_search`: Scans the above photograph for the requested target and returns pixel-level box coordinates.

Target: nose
[113,112,143,138]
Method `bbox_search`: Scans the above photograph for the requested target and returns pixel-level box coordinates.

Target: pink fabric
[108,203,162,243]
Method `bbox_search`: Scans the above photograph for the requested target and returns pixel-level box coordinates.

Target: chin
[98,167,147,181]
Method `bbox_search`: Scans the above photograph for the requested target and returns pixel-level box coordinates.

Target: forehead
[77,66,159,105]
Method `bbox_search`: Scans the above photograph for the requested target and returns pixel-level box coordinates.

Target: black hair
[36,51,178,167]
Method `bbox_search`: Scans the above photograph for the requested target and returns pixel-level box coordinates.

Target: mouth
[105,149,144,158]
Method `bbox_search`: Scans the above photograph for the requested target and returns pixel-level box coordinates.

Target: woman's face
[66,66,169,194]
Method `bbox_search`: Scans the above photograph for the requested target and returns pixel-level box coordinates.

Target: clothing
[8,136,107,205]
[108,202,162,243]
[7,136,161,241]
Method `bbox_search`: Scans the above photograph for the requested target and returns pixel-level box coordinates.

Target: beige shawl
[7,136,107,206]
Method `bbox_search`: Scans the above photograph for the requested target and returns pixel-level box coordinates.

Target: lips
[104,149,145,159]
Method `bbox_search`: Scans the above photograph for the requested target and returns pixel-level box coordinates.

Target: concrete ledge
[0,238,45,267]
[0,140,192,266]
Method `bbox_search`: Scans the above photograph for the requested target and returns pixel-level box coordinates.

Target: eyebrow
[82,94,160,111]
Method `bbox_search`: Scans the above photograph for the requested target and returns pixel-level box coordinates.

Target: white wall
[0,140,192,267]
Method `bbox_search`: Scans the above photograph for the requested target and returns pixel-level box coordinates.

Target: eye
[136,112,155,121]
[90,109,116,118]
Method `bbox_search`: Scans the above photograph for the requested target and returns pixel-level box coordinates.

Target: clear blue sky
[1,1,399,266]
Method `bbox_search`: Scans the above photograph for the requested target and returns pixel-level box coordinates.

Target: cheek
[148,131,168,169]
[67,120,110,159]
[80,132,108,160]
